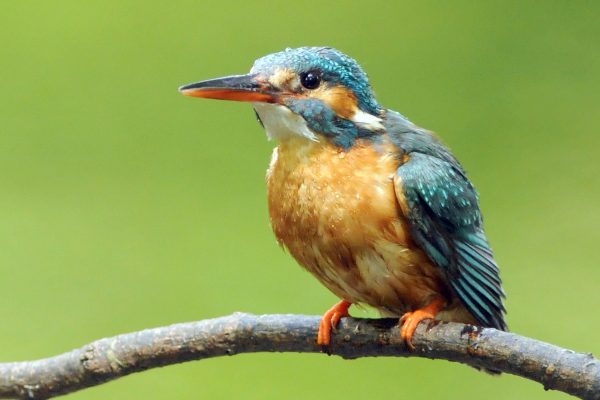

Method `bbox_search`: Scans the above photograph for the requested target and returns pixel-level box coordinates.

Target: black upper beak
[179,73,277,103]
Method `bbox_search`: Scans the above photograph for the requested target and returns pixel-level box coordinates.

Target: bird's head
[180,47,384,148]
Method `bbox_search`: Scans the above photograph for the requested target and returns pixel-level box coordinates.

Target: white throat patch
[253,103,319,142]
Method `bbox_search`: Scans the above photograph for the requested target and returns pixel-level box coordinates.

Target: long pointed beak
[179,73,277,103]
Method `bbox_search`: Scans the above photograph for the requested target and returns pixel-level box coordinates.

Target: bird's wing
[394,152,507,330]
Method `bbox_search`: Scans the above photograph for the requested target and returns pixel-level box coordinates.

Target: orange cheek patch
[309,85,359,119]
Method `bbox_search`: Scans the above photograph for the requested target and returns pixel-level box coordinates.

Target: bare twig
[0,313,598,399]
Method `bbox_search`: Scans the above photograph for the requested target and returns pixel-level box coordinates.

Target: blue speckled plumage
[381,111,506,330]
[252,47,381,114]
[250,47,385,149]
[180,46,508,344]
[393,141,507,330]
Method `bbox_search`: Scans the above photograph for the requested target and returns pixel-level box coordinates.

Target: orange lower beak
[179,73,277,103]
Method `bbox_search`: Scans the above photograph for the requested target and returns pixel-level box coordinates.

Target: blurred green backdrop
[1,1,599,399]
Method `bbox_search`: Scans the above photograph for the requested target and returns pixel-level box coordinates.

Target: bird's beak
[179,73,277,103]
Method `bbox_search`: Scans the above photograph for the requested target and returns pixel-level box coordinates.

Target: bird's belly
[267,138,446,314]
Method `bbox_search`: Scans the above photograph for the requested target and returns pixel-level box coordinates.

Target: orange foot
[400,297,446,350]
[317,300,352,346]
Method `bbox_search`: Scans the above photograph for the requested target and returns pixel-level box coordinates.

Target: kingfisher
[179,47,507,349]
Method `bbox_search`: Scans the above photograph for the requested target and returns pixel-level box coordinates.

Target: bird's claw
[399,310,436,350]
[317,300,352,346]
[399,298,445,350]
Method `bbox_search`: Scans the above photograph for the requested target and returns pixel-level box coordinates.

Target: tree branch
[0,313,598,399]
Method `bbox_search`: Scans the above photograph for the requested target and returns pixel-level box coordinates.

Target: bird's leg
[399,297,446,350]
[317,300,352,346]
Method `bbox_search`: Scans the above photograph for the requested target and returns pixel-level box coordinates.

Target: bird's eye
[300,71,321,90]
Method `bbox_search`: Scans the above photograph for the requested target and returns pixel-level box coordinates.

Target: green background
[1,1,598,399]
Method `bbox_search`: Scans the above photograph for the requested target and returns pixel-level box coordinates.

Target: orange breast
[267,137,449,315]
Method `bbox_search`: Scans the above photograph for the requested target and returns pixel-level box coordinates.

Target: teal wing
[394,152,507,330]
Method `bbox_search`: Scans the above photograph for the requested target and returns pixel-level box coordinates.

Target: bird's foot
[399,297,445,350]
[317,300,352,346]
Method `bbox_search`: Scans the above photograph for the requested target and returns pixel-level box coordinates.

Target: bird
[179,47,507,350]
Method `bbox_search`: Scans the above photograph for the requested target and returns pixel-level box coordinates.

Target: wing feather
[394,152,507,330]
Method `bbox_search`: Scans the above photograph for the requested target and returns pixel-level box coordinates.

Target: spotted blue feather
[389,113,507,330]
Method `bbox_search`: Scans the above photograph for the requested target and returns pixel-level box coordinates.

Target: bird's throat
[253,103,319,142]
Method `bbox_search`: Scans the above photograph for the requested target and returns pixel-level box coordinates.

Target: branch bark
[0,313,597,399]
